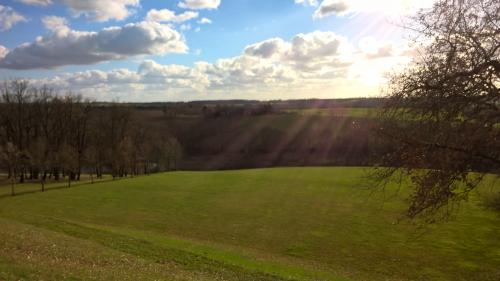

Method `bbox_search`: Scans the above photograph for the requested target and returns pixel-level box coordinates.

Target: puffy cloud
[244,31,352,73]
[0,21,187,70]
[178,0,221,10]
[287,31,349,62]
[198,17,212,24]
[146,9,198,23]
[41,15,70,34]
[0,5,27,31]
[61,0,139,21]
[244,31,349,62]
[19,0,139,22]
[25,31,413,101]
[17,0,52,6]
[244,38,288,59]
[314,0,349,18]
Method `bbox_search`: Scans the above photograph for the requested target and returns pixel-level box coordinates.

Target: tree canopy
[376,0,499,221]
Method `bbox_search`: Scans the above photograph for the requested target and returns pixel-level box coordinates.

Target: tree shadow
[0,177,120,200]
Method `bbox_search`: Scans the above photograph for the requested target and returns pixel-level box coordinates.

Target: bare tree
[28,138,49,191]
[58,143,78,188]
[0,80,182,193]
[0,143,21,195]
[375,0,499,221]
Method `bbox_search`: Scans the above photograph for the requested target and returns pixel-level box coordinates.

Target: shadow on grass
[484,192,500,214]
[0,177,126,200]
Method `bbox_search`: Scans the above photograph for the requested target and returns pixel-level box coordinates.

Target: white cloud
[19,0,139,21]
[139,60,191,79]
[244,31,352,73]
[41,15,70,34]
[198,17,212,24]
[0,5,27,31]
[287,31,350,62]
[313,0,436,18]
[294,0,318,6]
[178,0,221,10]
[62,0,139,21]
[314,0,349,18]
[0,45,8,58]
[0,21,187,70]
[244,38,289,59]
[146,9,198,23]
[18,0,53,6]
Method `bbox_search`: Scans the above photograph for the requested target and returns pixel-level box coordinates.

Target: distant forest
[0,80,387,186]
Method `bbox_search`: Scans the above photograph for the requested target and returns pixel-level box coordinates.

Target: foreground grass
[0,167,499,280]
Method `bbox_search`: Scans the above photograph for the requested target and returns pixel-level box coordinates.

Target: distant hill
[93,98,386,110]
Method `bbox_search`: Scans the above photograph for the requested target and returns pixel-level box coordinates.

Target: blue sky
[0,0,433,101]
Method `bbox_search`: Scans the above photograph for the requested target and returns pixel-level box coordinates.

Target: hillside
[136,105,383,170]
[0,167,499,280]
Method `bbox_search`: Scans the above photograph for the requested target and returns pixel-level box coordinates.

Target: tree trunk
[54,169,59,180]
[10,177,15,196]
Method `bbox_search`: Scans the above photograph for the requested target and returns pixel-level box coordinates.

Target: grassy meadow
[283,108,378,118]
[0,167,499,280]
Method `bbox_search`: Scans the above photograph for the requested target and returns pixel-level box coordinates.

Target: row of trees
[201,103,274,119]
[0,80,182,194]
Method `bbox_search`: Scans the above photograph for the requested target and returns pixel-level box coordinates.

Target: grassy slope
[0,167,499,280]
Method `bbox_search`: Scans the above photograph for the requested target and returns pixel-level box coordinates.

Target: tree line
[0,80,182,195]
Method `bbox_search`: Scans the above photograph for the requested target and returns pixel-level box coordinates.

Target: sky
[0,0,435,101]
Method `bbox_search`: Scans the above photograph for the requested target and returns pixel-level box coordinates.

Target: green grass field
[283,108,378,118]
[0,167,499,280]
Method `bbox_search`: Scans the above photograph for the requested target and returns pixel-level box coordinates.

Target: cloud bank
[28,31,412,101]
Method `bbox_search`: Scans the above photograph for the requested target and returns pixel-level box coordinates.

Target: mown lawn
[0,167,499,280]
